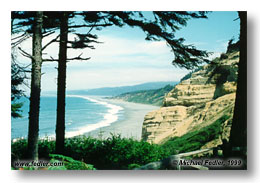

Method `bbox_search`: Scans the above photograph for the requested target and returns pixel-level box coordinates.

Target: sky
[13,11,240,93]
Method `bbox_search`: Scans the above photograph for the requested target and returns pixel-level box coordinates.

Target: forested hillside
[112,83,178,106]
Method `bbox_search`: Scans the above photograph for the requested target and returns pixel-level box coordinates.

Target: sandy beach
[84,98,159,140]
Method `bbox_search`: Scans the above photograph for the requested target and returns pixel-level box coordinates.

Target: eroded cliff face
[142,52,239,146]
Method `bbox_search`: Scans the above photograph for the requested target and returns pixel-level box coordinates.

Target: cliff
[141,51,239,149]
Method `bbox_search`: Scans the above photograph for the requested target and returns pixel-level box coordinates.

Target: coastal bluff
[141,51,239,147]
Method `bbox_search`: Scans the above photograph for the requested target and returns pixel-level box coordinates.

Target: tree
[12,11,54,160]
[106,11,209,69]
[42,12,96,153]
[12,11,42,160]
[12,11,65,159]
[228,11,247,167]
[16,11,105,154]
[55,12,69,154]
[27,11,44,160]
[11,11,210,157]
[53,12,115,153]
[53,11,209,153]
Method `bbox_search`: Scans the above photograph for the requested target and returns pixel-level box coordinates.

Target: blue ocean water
[11,95,124,139]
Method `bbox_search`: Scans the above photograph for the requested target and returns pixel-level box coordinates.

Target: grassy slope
[113,84,175,106]
[161,115,230,154]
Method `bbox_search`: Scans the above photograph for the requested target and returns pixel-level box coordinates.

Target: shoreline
[11,96,160,142]
[84,97,160,140]
[65,95,124,138]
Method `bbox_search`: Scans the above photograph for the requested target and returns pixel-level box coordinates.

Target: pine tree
[55,12,69,154]
[53,11,209,153]
[228,11,247,168]
[12,11,57,160]
[53,12,110,153]
[27,11,43,160]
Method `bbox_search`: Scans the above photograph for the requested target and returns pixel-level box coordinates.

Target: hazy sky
[14,11,240,92]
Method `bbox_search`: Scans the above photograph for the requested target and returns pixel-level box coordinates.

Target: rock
[164,84,216,107]
[142,51,239,145]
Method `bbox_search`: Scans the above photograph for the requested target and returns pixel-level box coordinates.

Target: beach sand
[84,98,159,140]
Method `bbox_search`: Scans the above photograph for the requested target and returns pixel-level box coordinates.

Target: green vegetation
[12,116,230,170]
[12,135,170,170]
[11,54,25,118]
[68,81,176,96]
[13,154,95,170]
[48,154,96,170]
[209,64,237,85]
[113,84,177,106]
[226,39,240,54]
[179,40,239,87]
[180,66,203,82]
[12,116,231,170]
[161,115,230,154]
[11,103,23,118]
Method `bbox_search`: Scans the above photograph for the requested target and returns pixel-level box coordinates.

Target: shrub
[11,135,170,170]
[63,135,169,169]
[11,139,28,165]
[128,163,141,170]
[161,115,230,154]
[208,64,237,85]
[220,53,228,60]
[48,154,96,170]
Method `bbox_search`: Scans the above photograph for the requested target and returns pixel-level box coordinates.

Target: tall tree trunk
[27,11,43,160]
[228,11,247,164]
[55,12,69,154]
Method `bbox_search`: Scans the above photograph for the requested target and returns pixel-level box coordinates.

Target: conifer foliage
[12,11,210,159]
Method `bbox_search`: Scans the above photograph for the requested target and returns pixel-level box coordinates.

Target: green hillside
[64,81,176,96]
[112,83,177,106]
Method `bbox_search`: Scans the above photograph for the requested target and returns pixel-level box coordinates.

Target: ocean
[11,95,124,140]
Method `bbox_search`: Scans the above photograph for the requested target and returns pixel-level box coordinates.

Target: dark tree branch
[42,30,55,38]
[67,39,103,44]
[11,32,28,41]
[67,53,91,61]
[18,47,34,59]
[233,17,239,21]
[68,23,112,29]
[43,53,90,62]
[42,55,58,62]
[67,45,95,49]
[11,33,31,48]
[86,21,97,35]
[42,34,60,51]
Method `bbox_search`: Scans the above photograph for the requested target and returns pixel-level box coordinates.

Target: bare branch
[18,47,34,59]
[67,39,103,45]
[68,23,112,29]
[43,53,91,62]
[67,45,95,49]
[24,70,32,73]
[50,56,55,60]
[67,53,91,61]
[42,59,58,62]
[86,21,97,35]
[42,30,55,38]
[12,58,32,70]
[11,33,31,48]
[11,32,28,41]
[42,34,60,51]
[42,55,59,62]
[233,17,239,21]
[22,63,32,69]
